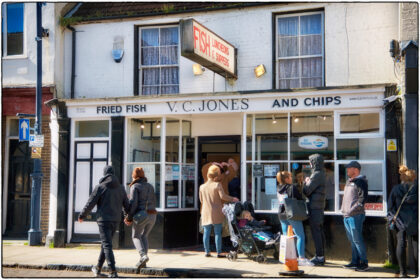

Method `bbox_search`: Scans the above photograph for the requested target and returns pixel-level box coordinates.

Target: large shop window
[127,118,195,210]
[276,12,324,89]
[139,26,179,95]
[2,3,24,56]
[247,110,385,215]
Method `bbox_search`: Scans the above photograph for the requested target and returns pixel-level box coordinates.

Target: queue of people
[78,155,418,278]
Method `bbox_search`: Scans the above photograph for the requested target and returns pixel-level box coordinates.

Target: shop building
[46,2,413,262]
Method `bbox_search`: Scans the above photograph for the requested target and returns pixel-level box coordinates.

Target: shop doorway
[5,140,33,237]
[198,135,240,188]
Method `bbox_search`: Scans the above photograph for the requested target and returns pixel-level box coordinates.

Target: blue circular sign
[292,163,299,170]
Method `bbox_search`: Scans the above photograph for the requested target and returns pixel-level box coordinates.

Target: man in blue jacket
[341,161,369,272]
[78,165,130,278]
[303,154,326,266]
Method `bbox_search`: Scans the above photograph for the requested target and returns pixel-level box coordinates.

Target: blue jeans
[203,224,222,254]
[343,214,368,264]
[280,220,305,258]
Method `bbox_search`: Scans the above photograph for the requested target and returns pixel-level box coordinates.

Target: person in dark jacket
[303,154,326,266]
[341,161,369,272]
[78,165,130,278]
[388,165,418,277]
[124,167,157,272]
[277,171,313,266]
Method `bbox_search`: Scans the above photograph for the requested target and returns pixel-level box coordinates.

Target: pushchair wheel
[227,251,237,261]
[256,254,266,263]
[273,251,279,260]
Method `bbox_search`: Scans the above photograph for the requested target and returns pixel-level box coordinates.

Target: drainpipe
[66,25,76,99]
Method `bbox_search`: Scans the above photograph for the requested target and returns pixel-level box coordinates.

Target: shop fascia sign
[180,18,237,79]
[298,135,328,149]
[66,89,384,118]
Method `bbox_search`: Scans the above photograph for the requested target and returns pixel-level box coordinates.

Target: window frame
[2,3,26,58]
[275,11,325,89]
[138,24,180,96]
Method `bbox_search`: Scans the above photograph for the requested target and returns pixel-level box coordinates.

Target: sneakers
[298,258,315,266]
[343,262,358,269]
[310,256,325,266]
[204,253,211,257]
[108,271,118,278]
[136,255,149,272]
[91,266,106,277]
[355,262,369,272]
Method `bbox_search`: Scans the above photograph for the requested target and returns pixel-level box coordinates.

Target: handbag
[387,184,415,231]
[284,197,309,221]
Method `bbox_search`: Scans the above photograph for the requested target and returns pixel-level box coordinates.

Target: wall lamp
[140,121,145,129]
[389,39,401,61]
[193,63,205,75]
[254,64,266,78]
[156,121,161,129]
[112,36,124,63]
[272,115,277,124]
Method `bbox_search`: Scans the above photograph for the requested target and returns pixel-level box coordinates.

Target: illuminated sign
[298,136,328,149]
[180,19,237,79]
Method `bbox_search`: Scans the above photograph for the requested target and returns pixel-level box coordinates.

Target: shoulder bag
[387,183,415,231]
[284,186,309,221]
[133,183,149,225]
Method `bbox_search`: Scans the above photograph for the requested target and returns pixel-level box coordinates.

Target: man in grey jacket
[341,161,369,272]
[79,165,130,278]
[303,154,326,266]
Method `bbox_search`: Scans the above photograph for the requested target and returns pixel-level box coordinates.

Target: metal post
[28,2,43,245]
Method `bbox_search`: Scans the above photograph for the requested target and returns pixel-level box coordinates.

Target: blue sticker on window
[292,163,299,170]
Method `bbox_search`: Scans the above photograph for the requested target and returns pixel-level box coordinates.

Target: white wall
[62,3,399,99]
[2,3,58,87]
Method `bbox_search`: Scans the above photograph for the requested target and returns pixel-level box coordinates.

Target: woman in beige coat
[199,165,239,257]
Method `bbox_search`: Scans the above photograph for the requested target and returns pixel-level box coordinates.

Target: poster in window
[271,199,280,211]
[165,165,172,181]
[141,165,156,188]
[265,178,277,195]
[167,196,178,208]
[264,164,280,177]
[172,165,180,180]
[253,164,263,177]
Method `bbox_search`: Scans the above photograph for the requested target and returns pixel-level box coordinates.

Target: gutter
[66,25,76,99]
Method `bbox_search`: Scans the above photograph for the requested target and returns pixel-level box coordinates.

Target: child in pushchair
[222,201,280,263]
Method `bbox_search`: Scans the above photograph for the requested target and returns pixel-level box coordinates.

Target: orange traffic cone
[279,225,304,276]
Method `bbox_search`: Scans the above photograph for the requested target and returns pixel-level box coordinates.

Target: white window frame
[2,2,26,58]
[139,25,180,96]
[276,11,325,89]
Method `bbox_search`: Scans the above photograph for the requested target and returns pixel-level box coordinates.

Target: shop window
[128,118,161,162]
[2,3,24,56]
[277,12,324,89]
[337,138,384,160]
[139,26,179,95]
[75,120,109,138]
[340,113,380,134]
[290,112,333,160]
[255,114,288,161]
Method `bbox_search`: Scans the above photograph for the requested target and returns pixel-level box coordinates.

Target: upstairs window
[139,26,179,95]
[2,3,24,56]
[276,12,324,89]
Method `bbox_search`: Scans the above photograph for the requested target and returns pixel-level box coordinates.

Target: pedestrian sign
[19,119,30,141]
[387,139,397,151]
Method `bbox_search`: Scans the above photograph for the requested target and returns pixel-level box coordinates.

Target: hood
[350,175,368,184]
[309,154,324,171]
[99,173,119,188]
[103,165,114,176]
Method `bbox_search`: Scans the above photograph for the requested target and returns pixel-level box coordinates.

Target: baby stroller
[222,201,280,263]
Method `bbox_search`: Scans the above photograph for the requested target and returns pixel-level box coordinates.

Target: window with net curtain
[277,12,323,89]
[140,26,179,95]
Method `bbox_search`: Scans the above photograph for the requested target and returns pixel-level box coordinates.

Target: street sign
[31,147,42,159]
[29,134,44,148]
[19,119,30,141]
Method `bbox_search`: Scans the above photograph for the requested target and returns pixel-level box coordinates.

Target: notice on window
[271,199,280,211]
[264,164,279,177]
[142,165,156,188]
[167,196,178,208]
[253,164,263,177]
[265,178,277,195]
[172,165,180,180]
[165,165,173,181]
[182,165,195,180]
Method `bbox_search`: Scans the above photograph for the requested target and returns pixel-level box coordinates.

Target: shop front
[61,85,394,261]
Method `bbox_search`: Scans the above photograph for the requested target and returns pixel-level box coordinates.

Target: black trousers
[97,221,118,271]
[308,209,325,257]
[396,230,418,275]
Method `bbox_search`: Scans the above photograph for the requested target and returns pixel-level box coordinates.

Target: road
[2,267,158,278]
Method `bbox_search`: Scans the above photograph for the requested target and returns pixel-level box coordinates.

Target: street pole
[28,2,43,246]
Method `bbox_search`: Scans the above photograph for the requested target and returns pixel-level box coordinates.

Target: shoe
[91,266,102,277]
[204,253,211,257]
[343,262,358,269]
[217,253,226,258]
[355,263,369,272]
[136,255,149,271]
[310,256,325,266]
[399,273,408,278]
[298,258,314,266]
[108,271,118,278]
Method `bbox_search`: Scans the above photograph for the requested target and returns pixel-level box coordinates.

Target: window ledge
[2,54,28,60]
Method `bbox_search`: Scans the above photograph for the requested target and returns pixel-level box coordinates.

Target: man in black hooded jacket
[303,154,326,266]
[78,165,130,278]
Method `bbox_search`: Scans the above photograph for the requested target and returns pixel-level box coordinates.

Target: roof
[64,2,275,23]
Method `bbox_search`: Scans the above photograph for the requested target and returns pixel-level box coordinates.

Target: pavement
[2,241,401,278]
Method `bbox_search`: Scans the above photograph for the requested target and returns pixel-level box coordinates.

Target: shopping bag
[279,234,297,263]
